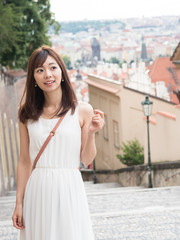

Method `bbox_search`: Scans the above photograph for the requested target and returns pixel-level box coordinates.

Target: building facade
[85,74,180,170]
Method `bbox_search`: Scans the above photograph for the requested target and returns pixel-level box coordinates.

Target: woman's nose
[45,69,52,78]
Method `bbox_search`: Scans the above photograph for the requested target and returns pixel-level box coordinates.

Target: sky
[50,0,180,22]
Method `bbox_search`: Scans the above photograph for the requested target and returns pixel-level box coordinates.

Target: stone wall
[81,161,180,188]
[0,113,19,196]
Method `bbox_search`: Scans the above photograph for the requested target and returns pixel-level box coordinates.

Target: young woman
[12,45,104,240]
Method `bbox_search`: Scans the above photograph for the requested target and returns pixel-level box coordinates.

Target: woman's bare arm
[12,121,32,229]
[80,102,104,167]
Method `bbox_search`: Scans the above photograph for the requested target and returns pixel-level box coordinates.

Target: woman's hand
[89,109,105,133]
[12,203,25,230]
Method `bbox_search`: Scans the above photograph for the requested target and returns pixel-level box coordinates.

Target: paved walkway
[0,182,180,240]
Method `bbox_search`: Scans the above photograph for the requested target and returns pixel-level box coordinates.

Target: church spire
[141,36,148,60]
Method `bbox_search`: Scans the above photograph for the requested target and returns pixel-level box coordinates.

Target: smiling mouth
[44,80,55,85]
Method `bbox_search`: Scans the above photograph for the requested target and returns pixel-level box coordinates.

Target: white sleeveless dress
[19,102,95,240]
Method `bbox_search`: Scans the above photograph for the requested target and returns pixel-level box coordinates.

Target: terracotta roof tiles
[148,57,180,104]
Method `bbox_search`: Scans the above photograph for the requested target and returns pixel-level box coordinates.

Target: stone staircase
[1,183,180,239]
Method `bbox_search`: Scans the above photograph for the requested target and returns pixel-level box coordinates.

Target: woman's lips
[44,80,55,86]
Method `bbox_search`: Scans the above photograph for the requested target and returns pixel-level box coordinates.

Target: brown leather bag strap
[32,113,67,171]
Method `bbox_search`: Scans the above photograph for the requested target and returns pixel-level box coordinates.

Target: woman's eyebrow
[49,62,57,65]
[35,62,57,69]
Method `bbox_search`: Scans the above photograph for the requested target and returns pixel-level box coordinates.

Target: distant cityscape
[51,16,179,66]
[49,15,180,104]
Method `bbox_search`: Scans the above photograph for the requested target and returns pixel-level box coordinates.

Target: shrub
[116,139,144,166]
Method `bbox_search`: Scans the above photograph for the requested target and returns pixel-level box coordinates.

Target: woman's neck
[43,89,62,109]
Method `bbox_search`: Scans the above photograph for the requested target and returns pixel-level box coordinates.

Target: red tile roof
[81,88,88,97]
[148,57,173,84]
[148,57,180,104]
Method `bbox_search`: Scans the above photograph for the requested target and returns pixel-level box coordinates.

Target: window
[113,120,119,148]
[103,114,108,140]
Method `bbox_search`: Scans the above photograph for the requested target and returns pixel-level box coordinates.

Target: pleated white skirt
[18,168,94,240]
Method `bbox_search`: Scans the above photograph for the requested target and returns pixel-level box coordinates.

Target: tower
[141,36,150,66]
[141,36,148,60]
[91,37,101,61]
[76,69,82,81]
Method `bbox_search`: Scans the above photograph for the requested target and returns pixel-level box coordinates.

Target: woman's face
[34,55,62,93]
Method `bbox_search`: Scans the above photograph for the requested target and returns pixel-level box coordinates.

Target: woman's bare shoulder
[78,101,94,127]
[78,101,93,114]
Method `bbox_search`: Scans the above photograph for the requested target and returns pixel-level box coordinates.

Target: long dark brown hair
[19,45,77,123]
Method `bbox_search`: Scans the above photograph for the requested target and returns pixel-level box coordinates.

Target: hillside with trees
[60,20,125,34]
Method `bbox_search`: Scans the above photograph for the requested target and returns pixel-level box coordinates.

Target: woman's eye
[36,69,43,73]
[52,66,57,70]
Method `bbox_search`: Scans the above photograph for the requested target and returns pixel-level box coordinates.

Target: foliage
[118,59,127,68]
[0,2,19,65]
[110,57,119,64]
[116,139,144,166]
[74,59,81,68]
[0,0,60,69]
[62,55,72,69]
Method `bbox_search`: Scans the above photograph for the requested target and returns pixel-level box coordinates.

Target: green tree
[116,139,144,166]
[0,0,60,69]
[60,20,125,34]
[62,55,72,69]
[74,59,81,68]
[118,59,127,68]
[0,2,21,66]
[110,57,119,64]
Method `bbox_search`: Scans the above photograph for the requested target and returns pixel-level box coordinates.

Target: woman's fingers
[94,109,104,119]
[12,215,24,229]
[92,114,100,119]
[92,115,104,127]
[12,216,17,227]
[12,204,25,229]
[12,216,20,229]
[89,109,105,132]
[92,116,101,123]
[18,216,22,226]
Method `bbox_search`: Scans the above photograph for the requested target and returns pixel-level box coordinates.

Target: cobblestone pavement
[0,182,180,240]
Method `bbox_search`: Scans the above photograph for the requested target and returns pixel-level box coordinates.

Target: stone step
[84,181,122,188]
[5,191,16,196]
[83,181,145,196]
